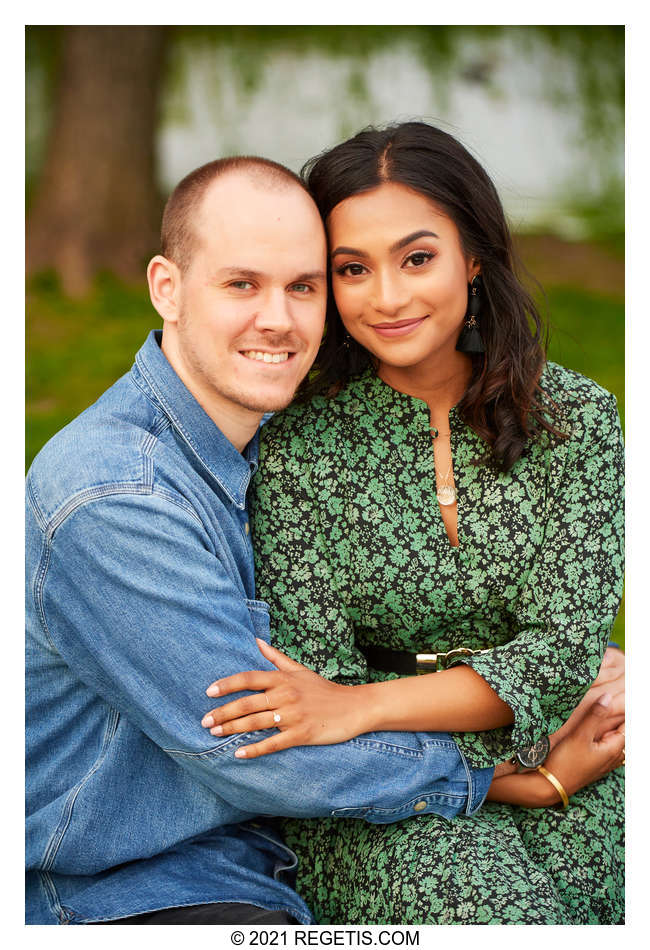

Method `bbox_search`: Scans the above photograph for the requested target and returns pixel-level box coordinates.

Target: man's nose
[253,289,294,334]
[369,271,411,317]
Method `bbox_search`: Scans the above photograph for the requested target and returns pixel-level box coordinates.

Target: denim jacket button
[413,800,427,812]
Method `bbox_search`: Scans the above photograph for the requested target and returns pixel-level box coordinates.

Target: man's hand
[488,691,625,808]
[550,645,624,749]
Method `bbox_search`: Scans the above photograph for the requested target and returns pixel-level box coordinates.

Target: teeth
[242,351,289,363]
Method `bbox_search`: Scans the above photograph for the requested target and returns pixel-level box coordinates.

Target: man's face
[170,174,327,419]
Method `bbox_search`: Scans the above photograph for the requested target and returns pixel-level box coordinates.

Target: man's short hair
[161,156,309,274]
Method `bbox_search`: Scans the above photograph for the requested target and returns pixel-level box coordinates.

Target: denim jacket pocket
[245,598,271,644]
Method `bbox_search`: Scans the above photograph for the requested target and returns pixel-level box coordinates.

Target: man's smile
[239,350,293,363]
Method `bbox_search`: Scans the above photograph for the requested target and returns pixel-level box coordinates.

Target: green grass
[27,272,155,467]
[544,286,624,424]
[26,268,625,645]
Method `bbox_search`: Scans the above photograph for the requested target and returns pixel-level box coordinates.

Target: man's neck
[161,335,261,454]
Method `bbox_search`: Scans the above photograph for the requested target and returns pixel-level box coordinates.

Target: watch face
[515,735,550,769]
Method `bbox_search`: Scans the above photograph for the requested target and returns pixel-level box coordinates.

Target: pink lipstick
[370,316,428,338]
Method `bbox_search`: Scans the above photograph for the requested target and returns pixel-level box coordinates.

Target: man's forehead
[198,170,319,224]
[191,172,326,269]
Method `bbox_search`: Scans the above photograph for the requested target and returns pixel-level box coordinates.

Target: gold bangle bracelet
[536,765,569,809]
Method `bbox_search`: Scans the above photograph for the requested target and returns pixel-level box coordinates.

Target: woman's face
[328,182,479,379]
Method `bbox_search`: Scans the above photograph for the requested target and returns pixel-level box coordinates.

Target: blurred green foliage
[27,25,624,237]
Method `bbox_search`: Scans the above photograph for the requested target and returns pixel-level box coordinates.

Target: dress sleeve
[250,417,369,685]
[455,387,625,768]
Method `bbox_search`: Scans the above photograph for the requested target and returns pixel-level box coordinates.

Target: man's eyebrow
[213,268,326,283]
[215,267,264,281]
[292,270,326,283]
[331,230,439,260]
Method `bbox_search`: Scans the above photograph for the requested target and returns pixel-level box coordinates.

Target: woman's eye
[336,262,367,277]
[404,251,434,268]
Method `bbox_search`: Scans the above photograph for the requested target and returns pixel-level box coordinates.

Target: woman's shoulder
[540,361,621,443]
[259,378,362,460]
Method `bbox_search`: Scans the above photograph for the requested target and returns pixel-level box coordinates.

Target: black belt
[360,643,492,674]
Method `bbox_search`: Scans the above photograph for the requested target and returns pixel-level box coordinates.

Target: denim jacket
[26,330,493,924]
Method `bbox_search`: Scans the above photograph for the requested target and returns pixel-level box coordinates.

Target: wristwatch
[511,735,550,771]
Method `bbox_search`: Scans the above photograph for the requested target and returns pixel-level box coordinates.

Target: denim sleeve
[34,491,492,821]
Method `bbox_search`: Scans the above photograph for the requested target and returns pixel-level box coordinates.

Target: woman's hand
[487,691,625,808]
[201,639,370,758]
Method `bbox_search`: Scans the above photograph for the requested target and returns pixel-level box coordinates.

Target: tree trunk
[27,26,170,296]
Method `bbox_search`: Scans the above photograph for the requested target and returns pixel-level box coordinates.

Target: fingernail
[235,749,247,758]
[201,714,214,728]
[206,686,220,697]
[210,725,223,736]
[598,692,612,707]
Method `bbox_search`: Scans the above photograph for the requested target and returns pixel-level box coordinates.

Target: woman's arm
[203,645,625,809]
[202,640,624,760]
[486,690,625,808]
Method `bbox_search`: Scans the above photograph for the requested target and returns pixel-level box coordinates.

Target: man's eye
[404,251,434,268]
[335,263,367,277]
[290,283,311,294]
[230,280,253,290]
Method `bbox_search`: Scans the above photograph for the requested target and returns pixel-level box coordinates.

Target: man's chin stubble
[225,381,299,414]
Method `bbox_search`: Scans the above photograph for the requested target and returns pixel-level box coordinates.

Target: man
[25,156,514,924]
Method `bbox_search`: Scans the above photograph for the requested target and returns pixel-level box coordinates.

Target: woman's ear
[147,255,182,324]
[467,258,481,283]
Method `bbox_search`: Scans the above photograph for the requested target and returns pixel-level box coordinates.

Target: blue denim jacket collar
[134,330,258,509]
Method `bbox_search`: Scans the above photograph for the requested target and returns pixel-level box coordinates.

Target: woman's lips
[370,316,428,338]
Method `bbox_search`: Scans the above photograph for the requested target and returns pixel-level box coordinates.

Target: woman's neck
[377,352,473,414]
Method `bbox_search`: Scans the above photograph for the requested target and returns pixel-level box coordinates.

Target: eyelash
[334,250,435,277]
[227,281,314,294]
[404,250,435,268]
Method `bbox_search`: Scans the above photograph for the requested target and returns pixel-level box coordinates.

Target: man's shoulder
[27,373,165,528]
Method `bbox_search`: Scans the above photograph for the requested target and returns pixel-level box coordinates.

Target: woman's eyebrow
[330,245,367,259]
[330,230,440,260]
[389,230,439,253]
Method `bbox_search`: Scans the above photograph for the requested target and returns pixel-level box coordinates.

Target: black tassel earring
[456,275,485,354]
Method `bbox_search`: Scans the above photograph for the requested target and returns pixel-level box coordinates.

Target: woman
[203,123,625,924]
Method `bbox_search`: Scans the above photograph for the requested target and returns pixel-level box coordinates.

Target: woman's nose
[368,271,411,317]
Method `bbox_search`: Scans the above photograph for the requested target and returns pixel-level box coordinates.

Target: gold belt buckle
[416,646,487,674]
[415,653,441,674]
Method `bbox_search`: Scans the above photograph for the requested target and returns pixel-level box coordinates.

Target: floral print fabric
[250,362,624,924]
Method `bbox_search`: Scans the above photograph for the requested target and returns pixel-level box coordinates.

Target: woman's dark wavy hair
[298,122,563,472]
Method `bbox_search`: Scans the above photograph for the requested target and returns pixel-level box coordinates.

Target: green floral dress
[250,362,625,925]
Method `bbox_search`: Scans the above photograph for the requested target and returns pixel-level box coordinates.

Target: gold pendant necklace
[431,427,456,505]
[435,460,457,506]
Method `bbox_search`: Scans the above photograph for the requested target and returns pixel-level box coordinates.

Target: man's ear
[147,255,182,323]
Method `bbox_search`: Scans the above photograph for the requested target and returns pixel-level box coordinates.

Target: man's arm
[31,489,491,821]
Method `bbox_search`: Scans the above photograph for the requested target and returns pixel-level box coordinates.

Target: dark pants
[93,902,297,924]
